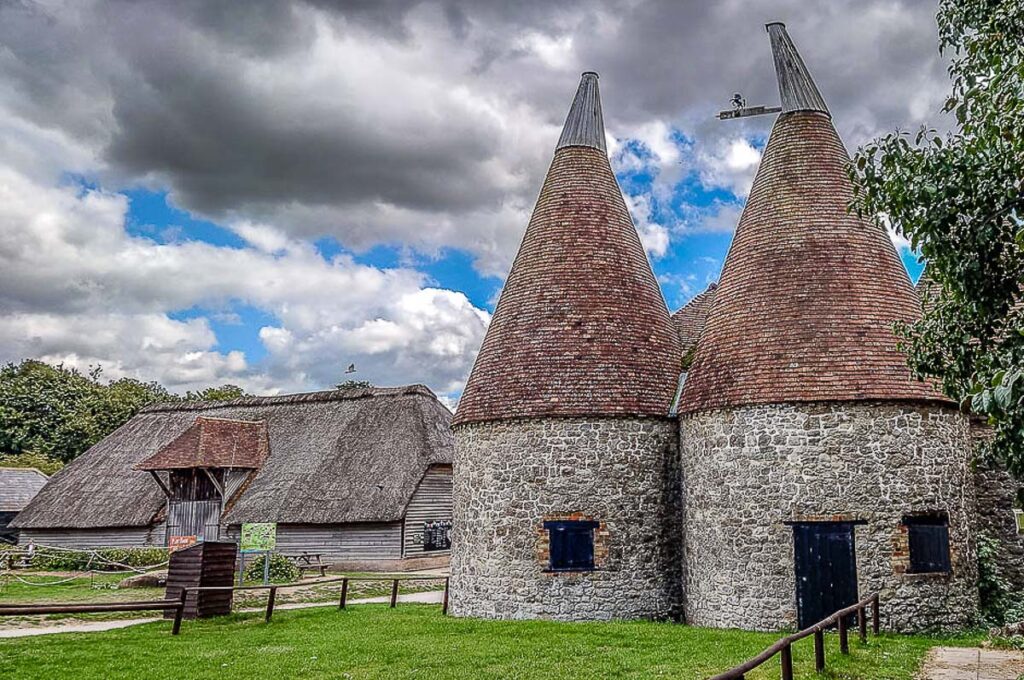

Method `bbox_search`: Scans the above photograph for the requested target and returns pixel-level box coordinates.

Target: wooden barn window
[422,520,452,551]
[544,520,598,572]
[904,514,952,574]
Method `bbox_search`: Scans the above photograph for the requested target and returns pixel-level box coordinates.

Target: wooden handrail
[708,593,880,680]
[187,574,448,591]
[0,590,188,635]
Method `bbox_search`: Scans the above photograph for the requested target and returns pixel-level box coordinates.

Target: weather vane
[717,91,782,120]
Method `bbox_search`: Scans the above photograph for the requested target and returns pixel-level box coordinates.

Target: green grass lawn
[0,570,444,627]
[0,572,164,604]
[0,570,442,605]
[0,604,984,680]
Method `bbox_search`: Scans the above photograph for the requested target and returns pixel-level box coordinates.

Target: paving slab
[919,646,1024,680]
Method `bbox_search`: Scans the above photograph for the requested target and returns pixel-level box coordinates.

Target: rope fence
[0,543,169,574]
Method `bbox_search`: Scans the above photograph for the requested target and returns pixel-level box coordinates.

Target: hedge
[0,545,168,571]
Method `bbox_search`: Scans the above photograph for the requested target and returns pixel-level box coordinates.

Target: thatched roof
[12,385,453,529]
[0,468,49,513]
[135,417,269,471]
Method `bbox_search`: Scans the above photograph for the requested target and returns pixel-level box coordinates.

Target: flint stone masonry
[449,417,682,621]
[974,460,1024,593]
[680,401,978,632]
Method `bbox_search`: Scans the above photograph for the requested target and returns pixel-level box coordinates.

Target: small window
[422,520,452,551]
[905,515,951,574]
[1014,509,1023,536]
[544,520,598,572]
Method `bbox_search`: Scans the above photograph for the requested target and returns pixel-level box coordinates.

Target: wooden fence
[0,575,448,635]
[187,574,451,622]
[709,593,880,680]
[0,590,188,635]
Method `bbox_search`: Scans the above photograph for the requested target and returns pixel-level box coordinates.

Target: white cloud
[684,200,745,235]
[624,192,670,258]
[0,0,955,398]
[517,32,576,70]
[697,137,762,198]
[0,157,490,396]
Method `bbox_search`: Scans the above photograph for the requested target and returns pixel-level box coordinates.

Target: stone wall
[679,401,978,632]
[973,455,1024,593]
[449,417,682,621]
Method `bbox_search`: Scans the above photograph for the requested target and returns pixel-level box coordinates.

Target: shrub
[27,547,167,572]
[243,553,299,584]
[978,533,1015,626]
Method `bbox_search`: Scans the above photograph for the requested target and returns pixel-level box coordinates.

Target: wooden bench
[286,552,327,578]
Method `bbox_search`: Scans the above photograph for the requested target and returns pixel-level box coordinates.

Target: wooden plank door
[793,522,858,629]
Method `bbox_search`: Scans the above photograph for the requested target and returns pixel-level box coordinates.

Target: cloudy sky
[0,0,949,401]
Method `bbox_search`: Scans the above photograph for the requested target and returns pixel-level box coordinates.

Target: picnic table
[285,552,327,578]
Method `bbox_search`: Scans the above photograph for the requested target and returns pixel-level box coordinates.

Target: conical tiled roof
[672,283,717,357]
[678,25,949,413]
[454,73,682,426]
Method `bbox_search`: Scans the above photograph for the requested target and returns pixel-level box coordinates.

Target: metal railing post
[442,577,450,615]
[390,579,399,608]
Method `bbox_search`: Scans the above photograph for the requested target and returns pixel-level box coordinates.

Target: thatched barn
[0,467,49,544]
[11,385,454,569]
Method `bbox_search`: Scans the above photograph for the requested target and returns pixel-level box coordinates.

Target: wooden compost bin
[165,541,237,619]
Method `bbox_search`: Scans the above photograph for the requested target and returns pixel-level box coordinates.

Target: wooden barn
[0,467,49,544]
[10,385,454,569]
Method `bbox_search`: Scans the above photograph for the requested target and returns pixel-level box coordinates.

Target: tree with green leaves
[336,379,373,390]
[851,0,1024,477]
[186,384,248,402]
[0,360,252,470]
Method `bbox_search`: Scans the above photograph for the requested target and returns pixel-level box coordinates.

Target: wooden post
[390,579,399,608]
[780,642,793,680]
[171,589,187,635]
[339,578,349,610]
[858,605,867,643]
[265,586,277,623]
[871,595,880,635]
[813,629,825,672]
[838,614,849,655]
[442,577,450,616]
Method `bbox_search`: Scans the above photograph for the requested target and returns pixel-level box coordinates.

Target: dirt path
[918,647,1024,680]
[0,590,444,639]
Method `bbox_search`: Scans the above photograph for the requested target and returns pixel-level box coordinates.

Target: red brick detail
[679,112,950,412]
[672,283,717,356]
[454,146,682,425]
[135,417,269,470]
[535,512,609,572]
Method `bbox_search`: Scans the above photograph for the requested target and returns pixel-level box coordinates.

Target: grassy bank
[0,604,983,679]
[0,572,163,604]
